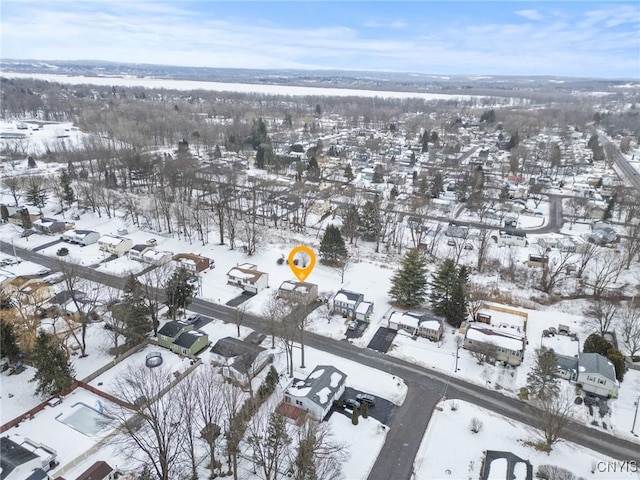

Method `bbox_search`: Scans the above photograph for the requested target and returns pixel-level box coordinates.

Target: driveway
[226,291,255,306]
[33,238,63,252]
[367,327,397,353]
[344,319,368,339]
[333,386,396,426]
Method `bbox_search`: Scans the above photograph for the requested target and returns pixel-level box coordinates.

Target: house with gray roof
[0,436,56,480]
[210,336,272,385]
[555,352,619,397]
[283,365,347,420]
[332,289,364,318]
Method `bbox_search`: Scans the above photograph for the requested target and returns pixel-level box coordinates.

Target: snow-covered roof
[98,235,127,247]
[285,365,346,408]
[389,311,442,331]
[227,265,267,283]
[466,326,524,352]
[355,301,373,314]
[578,352,618,383]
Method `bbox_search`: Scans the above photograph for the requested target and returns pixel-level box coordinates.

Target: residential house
[282,365,347,420]
[277,280,318,305]
[555,352,619,397]
[140,249,173,266]
[464,325,525,366]
[7,208,41,228]
[498,229,527,247]
[156,321,193,349]
[32,217,66,235]
[210,335,272,384]
[480,451,533,480]
[170,329,209,357]
[4,277,55,305]
[332,289,364,317]
[61,229,100,246]
[387,311,444,341]
[97,235,133,257]
[127,244,151,261]
[227,263,269,294]
[173,253,211,273]
[355,301,374,322]
[0,436,57,480]
[75,461,115,480]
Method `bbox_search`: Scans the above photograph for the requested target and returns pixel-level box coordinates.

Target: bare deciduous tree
[290,419,348,480]
[619,302,640,359]
[469,341,498,365]
[247,411,292,480]
[263,292,286,349]
[108,365,185,480]
[532,386,576,450]
[583,298,618,336]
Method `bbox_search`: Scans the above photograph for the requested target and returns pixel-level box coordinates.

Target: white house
[128,244,151,261]
[61,229,100,246]
[388,311,444,341]
[556,352,619,397]
[498,229,527,247]
[463,325,525,366]
[282,365,347,420]
[97,235,133,257]
[355,301,374,322]
[332,289,364,317]
[226,263,269,293]
[141,249,173,266]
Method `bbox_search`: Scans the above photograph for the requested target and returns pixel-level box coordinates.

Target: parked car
[344,399,361,409]
[463,243,474,250]
[347,320,358,331]
[356,393,376,406]
[146,238,158,246]
[185,314,202,325]
[117,228,128,235]
[20,229,35,238]
[446,238,456,246]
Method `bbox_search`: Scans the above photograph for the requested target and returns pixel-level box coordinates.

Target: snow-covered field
[1,119,93,156]
[414,399,639,480]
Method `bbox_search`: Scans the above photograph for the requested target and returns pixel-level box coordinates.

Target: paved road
[3,241,639,479]
[600,134,640,192]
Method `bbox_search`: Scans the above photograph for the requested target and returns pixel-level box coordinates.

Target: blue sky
[1,1,639,78]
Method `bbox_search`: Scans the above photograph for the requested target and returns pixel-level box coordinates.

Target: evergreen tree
[390,185,399,200]
[344,164,354,183]
[606,348,626,382]
[410,151,417,167]
[526,348,560,401]
[421,132,429,153]
[165,268,196,319]
[359,198,382,242]
[1,204,9,222]
[388,248,428,307]
[372,164,385,183]
[59,170,75,208]
[213,145,222,159]
[25,182,48,211]
[20,208,33,230]
[430,259,468,327]
[583,333,613,356]
[112,275,152,345]
[430,171,443,198]
[0,319,20,361]
[506,132,520,151]
[27,156,37,168]
[319,225,348,264]
[31,331,75,398]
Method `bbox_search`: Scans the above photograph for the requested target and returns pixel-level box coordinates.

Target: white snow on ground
[1,72,485,101]
[0,119,93,156]
[414,399,638,480]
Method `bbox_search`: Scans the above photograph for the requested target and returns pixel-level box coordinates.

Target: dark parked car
[356,393,375,406]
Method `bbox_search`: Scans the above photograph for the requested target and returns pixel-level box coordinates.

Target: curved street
[2,241,639,480]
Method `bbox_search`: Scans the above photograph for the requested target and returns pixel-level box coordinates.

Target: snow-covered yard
[414,399,638,480]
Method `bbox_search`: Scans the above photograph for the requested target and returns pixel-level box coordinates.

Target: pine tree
[526,347,560,401]
[430,259,468,327]
[25,182,48,211]
[344,164,354,182]
[372,164,385,184]
[319,225,348,264]
[1,204,9,222]
[113,275,152,345]
[430,171,443,198]
[31,331,75,398]
[165,268,196,319]
[60,170,76,208]
[1,319,20,361]
[359,198,381,242]
[388,248,428,307]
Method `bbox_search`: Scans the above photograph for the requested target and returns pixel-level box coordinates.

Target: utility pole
[632,395,639,436]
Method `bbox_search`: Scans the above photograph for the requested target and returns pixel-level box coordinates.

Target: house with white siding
[227,263,269,293]
[97,235,133,257]
[282,365,347,420]
[388,311,444,341]
[556,352,619,397]
[61,229,100,246]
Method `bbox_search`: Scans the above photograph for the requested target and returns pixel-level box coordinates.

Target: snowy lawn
[414,399,634,480]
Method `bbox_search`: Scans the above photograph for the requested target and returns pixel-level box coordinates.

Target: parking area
[225,291,255,307]
[367,327,397,353]
[344,319,368,339]
[329,386,396,426]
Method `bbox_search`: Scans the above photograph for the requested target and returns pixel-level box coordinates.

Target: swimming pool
[55,402,110,436]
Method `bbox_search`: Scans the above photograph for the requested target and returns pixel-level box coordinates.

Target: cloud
[515,9,544,21]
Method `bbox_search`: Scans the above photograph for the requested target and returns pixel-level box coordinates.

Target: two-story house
[227,263,269,294]
[32,217,66,235]
[281,365,347,421]
[97,235,133,257]
[277,280,318,305]
[173,253,211,273]
[156,320,193,349]
[332,289,364,318]
[388,311,444,341]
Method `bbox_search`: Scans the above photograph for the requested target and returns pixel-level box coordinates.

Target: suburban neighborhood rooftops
[173,330,206,349]
[556,354,579,373]
[466,325,524,352]
[355,301,373,315]
[227,265,267,283]
[210,336,266,373]
[130,244,149,252]
[75,460,114,480]
[279,280,316,293]
[334,289,363,304]
[98,235,127,246]
[286,365,346,409]
[157,320,191,338]
[0,436,39,480]
[389,311,442,330]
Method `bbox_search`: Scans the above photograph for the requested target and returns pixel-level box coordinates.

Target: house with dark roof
[555,352,619,397]
[0,436,57,480]
[170,329,209,357]
[480,451,533,480]
[75,460,114,480]
[210,336,271,384]
[156,321,192,349]
[332,289,364,318]
[127,244,151,261]
[282,365,347,420]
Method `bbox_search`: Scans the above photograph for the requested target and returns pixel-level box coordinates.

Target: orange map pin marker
[288,246,316,282]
